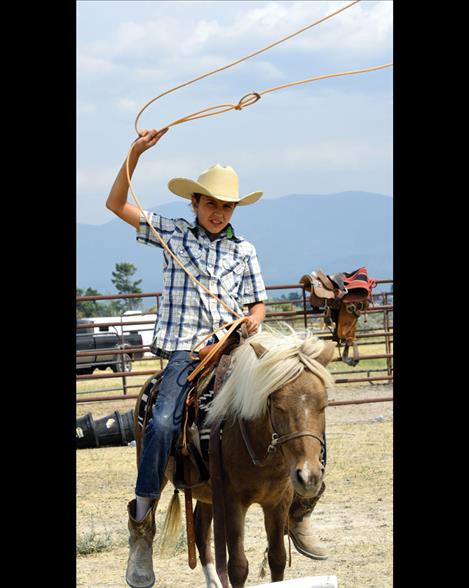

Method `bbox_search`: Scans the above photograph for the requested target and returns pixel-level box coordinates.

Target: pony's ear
[316,341,336,366]
[250,342,267,359]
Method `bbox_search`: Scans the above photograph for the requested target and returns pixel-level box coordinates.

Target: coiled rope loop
[133,0,362,135]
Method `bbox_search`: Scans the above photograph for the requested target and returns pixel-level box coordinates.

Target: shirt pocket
[176,243,205,278]
[220,256,246,293]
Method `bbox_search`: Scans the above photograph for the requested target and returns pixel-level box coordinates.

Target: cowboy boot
[125,498,158,588]
[287,481,328,560]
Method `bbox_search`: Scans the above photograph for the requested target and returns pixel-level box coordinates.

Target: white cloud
[78,1,392,74]
[133,67,165,82]
[77,1,393,223]
[117,98,139,112]
[83,18,180,60]
[77,54,116,76]
[77,155,211,201]
[77,167,117,194]
[77,101,97,114]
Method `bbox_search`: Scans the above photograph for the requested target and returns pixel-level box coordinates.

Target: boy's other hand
[242,316,261,337]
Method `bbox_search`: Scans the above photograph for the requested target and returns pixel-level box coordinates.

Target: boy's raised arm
[106,128,169,229]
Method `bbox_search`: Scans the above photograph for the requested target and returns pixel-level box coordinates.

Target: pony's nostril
[296,466,323,488]
[296,469,311,486]
[296,469,305,485]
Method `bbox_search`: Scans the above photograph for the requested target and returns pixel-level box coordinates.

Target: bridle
[238,396,325,467]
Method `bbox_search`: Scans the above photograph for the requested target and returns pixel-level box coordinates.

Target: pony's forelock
[205,325,334,425]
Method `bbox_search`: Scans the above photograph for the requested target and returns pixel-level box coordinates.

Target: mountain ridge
[77,191,392,294]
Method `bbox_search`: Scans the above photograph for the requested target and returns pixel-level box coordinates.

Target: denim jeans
[135,351,198,499]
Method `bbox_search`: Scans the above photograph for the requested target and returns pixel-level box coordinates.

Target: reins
[124,0,392,369]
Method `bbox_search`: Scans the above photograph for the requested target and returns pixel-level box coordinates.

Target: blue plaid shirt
[136,211,268,358]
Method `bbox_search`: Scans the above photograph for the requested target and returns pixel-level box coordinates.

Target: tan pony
[135,327,335,588]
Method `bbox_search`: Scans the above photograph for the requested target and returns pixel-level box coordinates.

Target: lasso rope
[133,0,363,135]
[124,0,392,368]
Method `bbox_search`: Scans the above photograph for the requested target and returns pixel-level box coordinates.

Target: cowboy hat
[168,164,263,206]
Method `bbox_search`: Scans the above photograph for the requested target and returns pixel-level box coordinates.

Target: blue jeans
[135,351,198,499]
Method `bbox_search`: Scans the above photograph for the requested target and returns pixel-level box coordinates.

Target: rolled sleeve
[241,246,268,305]
[136,211,177,249]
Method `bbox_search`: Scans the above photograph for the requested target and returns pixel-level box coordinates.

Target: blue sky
[77,0,393,226]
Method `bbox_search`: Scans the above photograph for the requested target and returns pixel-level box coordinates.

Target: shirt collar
[190,222,240,242]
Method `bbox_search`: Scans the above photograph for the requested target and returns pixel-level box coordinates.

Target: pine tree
[111,262,143,312]
[76,287,101,318]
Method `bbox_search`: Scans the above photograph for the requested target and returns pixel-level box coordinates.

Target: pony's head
[206,325,335,497]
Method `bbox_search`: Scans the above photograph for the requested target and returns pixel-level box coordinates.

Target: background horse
[135,328,335,588]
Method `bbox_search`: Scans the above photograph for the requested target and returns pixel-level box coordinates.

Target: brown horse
[134,328,335,588]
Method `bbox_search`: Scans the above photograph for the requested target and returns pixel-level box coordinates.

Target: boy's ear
[190,195,199,213]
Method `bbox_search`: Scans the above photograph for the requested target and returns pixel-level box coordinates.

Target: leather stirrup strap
[209,423,229,588]
[183,459,197,569]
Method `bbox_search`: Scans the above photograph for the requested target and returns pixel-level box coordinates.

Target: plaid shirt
[136,211,268,358]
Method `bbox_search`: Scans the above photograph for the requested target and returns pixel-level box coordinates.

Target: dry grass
[76,383,392,587]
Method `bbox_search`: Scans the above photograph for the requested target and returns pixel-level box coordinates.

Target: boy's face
[192,194,236,237]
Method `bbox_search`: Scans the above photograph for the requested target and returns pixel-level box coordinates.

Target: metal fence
[76,279,393,405]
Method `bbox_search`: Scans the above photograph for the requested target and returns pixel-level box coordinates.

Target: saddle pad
[136,368,220,464]
[137,373,163,432]
[197,374,217,462]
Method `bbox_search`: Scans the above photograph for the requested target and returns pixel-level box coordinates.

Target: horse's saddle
[136,334,239,490]
[300,267,376,366]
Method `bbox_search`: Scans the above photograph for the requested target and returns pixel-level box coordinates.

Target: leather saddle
[136,333,240,489]
[300,267,376,366]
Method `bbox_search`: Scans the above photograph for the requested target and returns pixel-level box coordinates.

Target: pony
[134,326,335,588]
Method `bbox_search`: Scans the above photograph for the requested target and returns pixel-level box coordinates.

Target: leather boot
[287,481,328,560]
[125,498,157,588]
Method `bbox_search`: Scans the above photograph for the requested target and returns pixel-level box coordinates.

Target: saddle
[300,267,376,366]
[135,335,238,573]
[136,332,239,489]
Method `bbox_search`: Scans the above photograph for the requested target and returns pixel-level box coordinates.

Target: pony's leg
[224,496,249,588]
[194,501,223,588]
[262,492,292,582]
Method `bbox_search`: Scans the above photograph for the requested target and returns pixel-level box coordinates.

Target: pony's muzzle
[294,463,324,494]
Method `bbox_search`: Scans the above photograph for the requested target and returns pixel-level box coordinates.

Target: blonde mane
[205,325,334,425]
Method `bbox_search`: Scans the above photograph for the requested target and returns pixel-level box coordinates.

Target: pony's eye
[272,403,287,413]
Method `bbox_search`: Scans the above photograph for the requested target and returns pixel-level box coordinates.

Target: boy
[106,128,327,588]
[106,128,267,587]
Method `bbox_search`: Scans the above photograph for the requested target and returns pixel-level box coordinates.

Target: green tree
[76,287,102,318]
[111,262,143,312]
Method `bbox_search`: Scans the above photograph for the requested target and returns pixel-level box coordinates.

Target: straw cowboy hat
[168,164,263,206]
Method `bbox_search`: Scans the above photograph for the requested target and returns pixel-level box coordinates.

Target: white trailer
[89,311,156,355]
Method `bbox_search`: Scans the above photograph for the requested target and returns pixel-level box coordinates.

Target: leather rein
[238,397,324,467]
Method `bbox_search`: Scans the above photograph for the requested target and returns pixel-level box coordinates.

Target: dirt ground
[76,383,393,587]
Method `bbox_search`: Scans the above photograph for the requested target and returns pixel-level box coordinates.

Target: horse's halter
[238,395,325,468]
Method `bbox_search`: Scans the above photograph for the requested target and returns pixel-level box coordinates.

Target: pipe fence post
[302,287,308,329]
[156,293,163,370]
[383,292,392,379]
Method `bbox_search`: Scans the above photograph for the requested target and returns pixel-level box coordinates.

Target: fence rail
[77,279,393,405]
